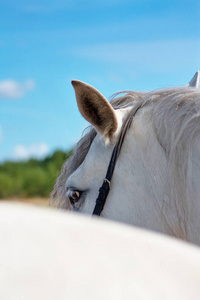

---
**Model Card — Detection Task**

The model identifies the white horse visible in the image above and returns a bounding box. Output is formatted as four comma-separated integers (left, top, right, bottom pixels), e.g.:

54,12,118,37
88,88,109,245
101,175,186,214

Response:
51,71,200,245
1,202,200,300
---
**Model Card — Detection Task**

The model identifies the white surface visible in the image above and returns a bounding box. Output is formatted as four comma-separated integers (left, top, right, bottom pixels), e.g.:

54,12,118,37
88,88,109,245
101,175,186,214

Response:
0,202,200,300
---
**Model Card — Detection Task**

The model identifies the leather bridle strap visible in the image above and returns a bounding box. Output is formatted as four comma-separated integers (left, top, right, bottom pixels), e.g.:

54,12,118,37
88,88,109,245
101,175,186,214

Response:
92,103,142,216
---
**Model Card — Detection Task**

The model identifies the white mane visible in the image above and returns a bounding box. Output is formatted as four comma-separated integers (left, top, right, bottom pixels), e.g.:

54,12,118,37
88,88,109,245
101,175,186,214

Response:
144,88,200,240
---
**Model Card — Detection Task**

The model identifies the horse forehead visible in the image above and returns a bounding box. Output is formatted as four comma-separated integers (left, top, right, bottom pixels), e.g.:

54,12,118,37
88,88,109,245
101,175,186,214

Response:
67,108,130,184
85,135,113,167
86,106,144,160
66,136,111,187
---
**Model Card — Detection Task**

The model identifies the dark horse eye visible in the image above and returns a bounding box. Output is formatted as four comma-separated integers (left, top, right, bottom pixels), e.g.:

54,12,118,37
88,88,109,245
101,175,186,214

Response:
67,189,82,205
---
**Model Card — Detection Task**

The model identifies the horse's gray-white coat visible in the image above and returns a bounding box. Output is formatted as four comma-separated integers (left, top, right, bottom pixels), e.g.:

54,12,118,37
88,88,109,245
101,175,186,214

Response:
52,72,200,245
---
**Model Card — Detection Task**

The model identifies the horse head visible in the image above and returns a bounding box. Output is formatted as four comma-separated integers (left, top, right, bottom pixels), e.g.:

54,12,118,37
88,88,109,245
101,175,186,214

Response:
51,71,200,245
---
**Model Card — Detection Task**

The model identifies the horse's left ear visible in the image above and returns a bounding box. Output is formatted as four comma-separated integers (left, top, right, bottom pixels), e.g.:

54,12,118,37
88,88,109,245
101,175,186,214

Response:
186,71,199,88
71,80,118,141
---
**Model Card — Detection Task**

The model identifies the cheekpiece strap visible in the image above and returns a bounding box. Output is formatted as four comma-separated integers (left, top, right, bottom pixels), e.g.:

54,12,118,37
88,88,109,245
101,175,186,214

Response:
92,179,110,216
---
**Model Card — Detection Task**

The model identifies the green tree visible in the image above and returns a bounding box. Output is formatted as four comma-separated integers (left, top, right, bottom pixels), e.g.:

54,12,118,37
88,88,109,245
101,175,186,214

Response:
0,149,71,199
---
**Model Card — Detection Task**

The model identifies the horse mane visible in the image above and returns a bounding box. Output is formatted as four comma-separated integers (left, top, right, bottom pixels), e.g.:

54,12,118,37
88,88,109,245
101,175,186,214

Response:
50,126,97,209
50,87,200,223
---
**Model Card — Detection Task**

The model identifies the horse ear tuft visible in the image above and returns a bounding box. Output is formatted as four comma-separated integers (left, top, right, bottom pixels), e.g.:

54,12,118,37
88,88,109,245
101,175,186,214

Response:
71,80,118,140
186,71,199,88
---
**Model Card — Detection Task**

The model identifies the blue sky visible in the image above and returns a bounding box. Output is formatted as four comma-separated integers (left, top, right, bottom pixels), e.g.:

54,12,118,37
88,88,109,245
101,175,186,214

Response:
0,0,199,161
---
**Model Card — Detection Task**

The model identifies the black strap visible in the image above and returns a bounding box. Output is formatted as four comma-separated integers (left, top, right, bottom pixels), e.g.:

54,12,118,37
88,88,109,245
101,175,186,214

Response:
92,179,111,216
92,103,142,216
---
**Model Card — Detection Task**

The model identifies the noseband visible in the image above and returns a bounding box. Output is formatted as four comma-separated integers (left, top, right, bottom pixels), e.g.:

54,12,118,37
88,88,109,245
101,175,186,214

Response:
92,103,142,216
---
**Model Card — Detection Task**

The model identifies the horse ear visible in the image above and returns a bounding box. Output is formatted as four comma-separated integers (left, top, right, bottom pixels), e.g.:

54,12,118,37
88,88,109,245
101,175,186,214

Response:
71,80,118,140
185,71,199,88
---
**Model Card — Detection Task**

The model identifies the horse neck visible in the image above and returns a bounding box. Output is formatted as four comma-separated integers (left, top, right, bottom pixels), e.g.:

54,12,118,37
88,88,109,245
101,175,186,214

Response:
103,108,200,244
183,137,200,244
103,109,173,233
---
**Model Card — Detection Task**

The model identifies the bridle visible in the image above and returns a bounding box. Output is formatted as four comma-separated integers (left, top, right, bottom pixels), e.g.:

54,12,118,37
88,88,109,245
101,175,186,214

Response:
92,103,142,216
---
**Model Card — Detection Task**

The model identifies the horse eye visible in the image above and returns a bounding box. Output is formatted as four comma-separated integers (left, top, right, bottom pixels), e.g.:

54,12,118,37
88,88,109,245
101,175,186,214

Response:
67,189,82,205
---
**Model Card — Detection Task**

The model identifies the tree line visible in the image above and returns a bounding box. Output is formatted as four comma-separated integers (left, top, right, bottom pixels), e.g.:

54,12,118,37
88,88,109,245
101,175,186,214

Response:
0,150,72,199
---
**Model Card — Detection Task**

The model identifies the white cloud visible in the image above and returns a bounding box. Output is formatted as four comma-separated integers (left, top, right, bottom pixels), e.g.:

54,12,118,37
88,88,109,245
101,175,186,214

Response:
0,79,35,100
13,143,49,161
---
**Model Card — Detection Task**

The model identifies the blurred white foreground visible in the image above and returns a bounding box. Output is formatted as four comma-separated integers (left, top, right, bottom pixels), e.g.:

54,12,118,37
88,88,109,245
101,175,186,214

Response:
0,202,200,300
